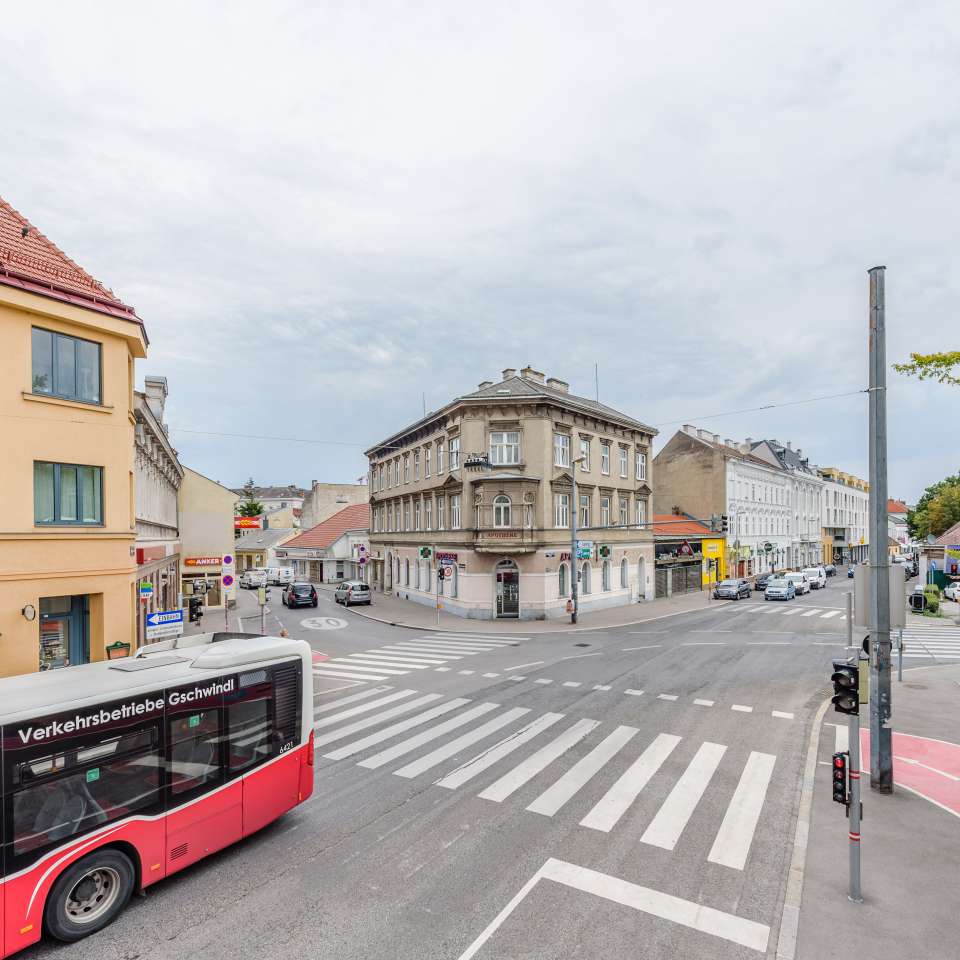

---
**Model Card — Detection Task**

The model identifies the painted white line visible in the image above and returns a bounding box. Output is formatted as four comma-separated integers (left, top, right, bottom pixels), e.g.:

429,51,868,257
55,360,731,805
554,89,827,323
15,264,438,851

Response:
314,662,409,676
458,670,475,675
478,718,600,803
509,675,526,681
593,684,611,691
313,686,392,716
745,606,768,613
535,678,553,685
527,725,638,817
731,704,754,713
820,610,842,619
623,645,662,651
454,858,770,960
359,702,501,769
581,733,682,832
338,657,427,671
311,678,365,694
506,661,544,671
657,694,678,702
313,668,390,681
562,681,582,688
356,652,449,665
801,609,822,617
434,667,452,672
772,711,795,720
812,642,843,646
682,641,727,645
314,693,445,747
393,707,531,779
321,697,468,757
427,634,524,644
378,647,463,661
625,688,644,697
313,690,416,728
435,712,565,789
708,751,777,870
746,642,790,646
402,638,500,650
563,652,602,660
641,741,727,850
482,673,501,678
694,698,715,707
392,642,490,654
781,609,802,616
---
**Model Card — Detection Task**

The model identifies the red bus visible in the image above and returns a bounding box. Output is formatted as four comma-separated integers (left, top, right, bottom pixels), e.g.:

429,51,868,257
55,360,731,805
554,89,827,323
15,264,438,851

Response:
0,632,315,957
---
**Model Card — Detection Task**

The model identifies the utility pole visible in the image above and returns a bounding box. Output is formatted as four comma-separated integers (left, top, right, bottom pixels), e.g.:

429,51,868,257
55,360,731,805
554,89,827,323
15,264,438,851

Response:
570,455,586,624
868,265,893,793
846,591,863,901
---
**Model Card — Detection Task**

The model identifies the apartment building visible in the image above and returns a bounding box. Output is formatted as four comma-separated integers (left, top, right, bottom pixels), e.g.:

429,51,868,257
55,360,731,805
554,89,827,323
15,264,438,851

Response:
366,366,656,620
819,467,869,564
0,196,148,676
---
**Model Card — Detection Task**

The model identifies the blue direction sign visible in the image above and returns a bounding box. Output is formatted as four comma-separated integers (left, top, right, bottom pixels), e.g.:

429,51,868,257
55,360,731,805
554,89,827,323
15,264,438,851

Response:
146,610,183,628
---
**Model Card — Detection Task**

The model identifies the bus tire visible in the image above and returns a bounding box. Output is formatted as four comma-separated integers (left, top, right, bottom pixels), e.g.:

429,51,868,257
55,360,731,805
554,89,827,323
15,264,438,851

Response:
45,849,135,942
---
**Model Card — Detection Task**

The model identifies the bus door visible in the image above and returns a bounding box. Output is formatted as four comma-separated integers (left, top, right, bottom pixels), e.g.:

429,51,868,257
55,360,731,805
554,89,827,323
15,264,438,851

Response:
164,681,241,874
225,663,302,836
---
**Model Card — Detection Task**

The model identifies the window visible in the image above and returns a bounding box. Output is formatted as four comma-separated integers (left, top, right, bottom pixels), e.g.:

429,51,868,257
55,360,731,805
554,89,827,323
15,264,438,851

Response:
414,499,421,530
31,327,102,404
437,441,445,473
490,431,521,465
425,498,432,531
450,494,461,529
619,496,628,527
415,561,421,590
380,465,385,490
404,559,410,585
436,495,445,530
372,469,378,493
449,437,460,470
636,498,647,526
579,494,590,528
34,461,103,525
425,447,431,477
601,497,611,527
636,451,647,481
601,442,610,475
414,450,420,480
493,495,512,527
404,501,410,531
602,560,611,591
169,707,221,795
404,455,410,483
619,446,628,478
554,493,570,528
554,433,570,467
394,459,400,486
559,563,568,597
579,438,590,470
581,561,592,595
620,557,629,588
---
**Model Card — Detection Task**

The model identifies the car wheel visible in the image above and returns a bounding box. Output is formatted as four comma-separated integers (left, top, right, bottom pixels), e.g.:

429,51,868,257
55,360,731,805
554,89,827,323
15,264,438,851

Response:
45,848,135,943
312,601,318,608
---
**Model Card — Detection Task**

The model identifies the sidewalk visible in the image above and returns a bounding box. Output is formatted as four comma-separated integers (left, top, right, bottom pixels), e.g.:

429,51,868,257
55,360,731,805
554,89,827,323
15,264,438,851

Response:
320,583,728,633
792,664,960,960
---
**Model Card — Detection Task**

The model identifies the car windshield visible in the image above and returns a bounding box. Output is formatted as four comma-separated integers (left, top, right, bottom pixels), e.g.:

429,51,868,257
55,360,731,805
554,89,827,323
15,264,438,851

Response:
768,579,788,587
719,580,738,588
785,574,803,581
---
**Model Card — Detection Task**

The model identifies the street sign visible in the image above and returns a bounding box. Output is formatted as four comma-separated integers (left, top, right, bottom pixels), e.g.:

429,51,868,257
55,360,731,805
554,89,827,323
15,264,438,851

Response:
257,586,267,605
145,609,184,641
440,557,456,567
576,539,593,560
222,574,235,587
139,582,154,602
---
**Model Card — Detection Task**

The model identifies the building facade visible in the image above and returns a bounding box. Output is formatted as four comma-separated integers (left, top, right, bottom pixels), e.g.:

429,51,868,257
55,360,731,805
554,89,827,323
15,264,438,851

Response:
278,504,370,583
235,527,299,571
652,515,726,597
366,367,656,620
819,468,869,564
299,481,368,530
232,484,308,516
0,196,148,676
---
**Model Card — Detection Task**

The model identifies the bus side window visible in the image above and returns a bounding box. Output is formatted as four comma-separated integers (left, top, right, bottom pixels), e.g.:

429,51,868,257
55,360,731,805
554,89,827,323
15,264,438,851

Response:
228,671,272,773
168,709,222,795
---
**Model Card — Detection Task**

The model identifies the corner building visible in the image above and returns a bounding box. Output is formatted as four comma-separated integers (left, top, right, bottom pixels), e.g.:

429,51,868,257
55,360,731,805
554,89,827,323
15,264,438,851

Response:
366,366,657,620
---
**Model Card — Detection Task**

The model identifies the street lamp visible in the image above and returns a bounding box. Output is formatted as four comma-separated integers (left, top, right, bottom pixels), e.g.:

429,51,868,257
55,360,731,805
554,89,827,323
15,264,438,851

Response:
570,455,586,623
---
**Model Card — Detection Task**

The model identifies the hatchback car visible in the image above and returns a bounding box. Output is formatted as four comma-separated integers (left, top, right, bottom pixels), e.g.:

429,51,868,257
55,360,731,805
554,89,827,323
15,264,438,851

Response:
334,580,372,606
825,564,837,577
765,578,796,601
754,572,773,591
714,578,751,600
282,582,318,608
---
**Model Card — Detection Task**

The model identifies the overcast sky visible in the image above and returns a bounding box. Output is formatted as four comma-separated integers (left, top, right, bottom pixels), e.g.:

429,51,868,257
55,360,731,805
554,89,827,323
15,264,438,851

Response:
2,1,957,501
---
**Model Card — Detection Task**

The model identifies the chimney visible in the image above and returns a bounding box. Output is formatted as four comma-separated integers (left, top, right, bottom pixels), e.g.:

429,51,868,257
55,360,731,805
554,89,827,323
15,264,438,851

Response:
520,365,545,383
682,424,696,436
697,429,713,441
546,377,569,393
712,434,720,444
786,441,792,450
312,480,318,488
745,437,753,447
796,449,802,459
502,368,516,380
478,380,493,390
143,376,168,423
724,438,734,448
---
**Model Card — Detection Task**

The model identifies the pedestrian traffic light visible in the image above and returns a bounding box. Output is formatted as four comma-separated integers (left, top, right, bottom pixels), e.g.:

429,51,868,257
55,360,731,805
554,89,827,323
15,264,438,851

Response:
831,658,859,715
720,514,729,532
832,751,848,805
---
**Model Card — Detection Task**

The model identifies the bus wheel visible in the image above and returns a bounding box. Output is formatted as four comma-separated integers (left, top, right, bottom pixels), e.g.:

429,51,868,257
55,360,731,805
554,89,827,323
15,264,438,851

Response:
46,849,135,942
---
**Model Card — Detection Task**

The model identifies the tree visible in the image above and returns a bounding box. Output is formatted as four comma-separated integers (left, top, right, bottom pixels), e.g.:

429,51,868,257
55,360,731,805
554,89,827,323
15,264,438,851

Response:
237,477,264,518
893,351,960,386
908,473,960,540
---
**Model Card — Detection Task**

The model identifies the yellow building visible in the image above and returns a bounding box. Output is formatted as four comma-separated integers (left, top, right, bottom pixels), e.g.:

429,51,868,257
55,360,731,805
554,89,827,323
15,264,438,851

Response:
0,197,147,677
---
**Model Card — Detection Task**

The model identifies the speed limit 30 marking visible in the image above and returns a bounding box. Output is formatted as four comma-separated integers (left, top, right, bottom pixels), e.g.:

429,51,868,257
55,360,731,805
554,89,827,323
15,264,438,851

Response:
301,616,349,631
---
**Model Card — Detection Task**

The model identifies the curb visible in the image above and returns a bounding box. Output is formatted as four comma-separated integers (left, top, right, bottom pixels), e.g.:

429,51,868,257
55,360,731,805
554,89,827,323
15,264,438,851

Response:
775,696,830,960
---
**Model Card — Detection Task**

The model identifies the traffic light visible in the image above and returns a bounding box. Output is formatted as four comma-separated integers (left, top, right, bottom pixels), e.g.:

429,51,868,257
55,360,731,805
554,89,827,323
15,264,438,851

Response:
831,657,859,715
720,514,729,532
832,751,848,806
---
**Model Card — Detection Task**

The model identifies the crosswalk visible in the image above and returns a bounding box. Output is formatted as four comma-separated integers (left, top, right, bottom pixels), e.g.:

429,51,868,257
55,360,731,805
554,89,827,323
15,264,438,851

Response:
719,602,847,621
312,633,524,683
312,686,778,870
899,625,960,660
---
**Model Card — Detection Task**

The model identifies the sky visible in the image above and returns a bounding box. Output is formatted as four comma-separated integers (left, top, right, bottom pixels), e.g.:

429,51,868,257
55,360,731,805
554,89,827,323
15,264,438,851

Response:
1,0,957,501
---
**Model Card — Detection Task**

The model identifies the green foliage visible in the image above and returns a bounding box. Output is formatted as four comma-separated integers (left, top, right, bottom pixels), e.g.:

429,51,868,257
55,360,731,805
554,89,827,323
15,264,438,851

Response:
893,351,960,386
908,473,960,539
237,476,264,518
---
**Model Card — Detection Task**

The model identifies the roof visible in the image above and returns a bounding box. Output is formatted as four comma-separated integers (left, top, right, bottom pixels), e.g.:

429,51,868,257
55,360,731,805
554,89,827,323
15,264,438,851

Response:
0,195,140,323
661,429,779,470
234,528,297,551
887,499,909,514
652,514,715,537
934,520,960,546
754,439,816,475
232,485,308,500
282,503,370,550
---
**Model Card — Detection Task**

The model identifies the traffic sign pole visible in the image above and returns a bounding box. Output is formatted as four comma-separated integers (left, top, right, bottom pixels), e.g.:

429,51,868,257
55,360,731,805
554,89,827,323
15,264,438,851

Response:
846,591,863,902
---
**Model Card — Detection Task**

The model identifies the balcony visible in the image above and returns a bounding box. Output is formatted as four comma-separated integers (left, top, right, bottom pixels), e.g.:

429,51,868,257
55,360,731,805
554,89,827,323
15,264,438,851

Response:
473,527,538,553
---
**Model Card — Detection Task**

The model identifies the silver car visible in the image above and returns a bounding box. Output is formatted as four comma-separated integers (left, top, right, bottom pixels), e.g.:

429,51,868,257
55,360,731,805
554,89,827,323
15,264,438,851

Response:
334,580,372,606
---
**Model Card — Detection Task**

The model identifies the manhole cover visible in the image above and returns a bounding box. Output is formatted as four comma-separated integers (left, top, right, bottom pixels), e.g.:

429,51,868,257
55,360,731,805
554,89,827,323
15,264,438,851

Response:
574,643,592,648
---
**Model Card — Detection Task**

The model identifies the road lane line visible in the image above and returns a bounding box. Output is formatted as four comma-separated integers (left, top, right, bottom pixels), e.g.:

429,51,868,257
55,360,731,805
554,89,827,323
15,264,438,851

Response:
694,698,715,707
313,689,417,728
625,689,644,697
313,686,392,716
772,711,795,719
731,704,753,713
482,673,501,678
708,751,777,870
506,661,544,671
657,694,678,701
623,645,662,651
593,684,611,691
435,713,565,789
314,694,445,747
478,719,600,803
562,681,582,688
563,652,602,659
459,670,475,675
581,733,682,832
535,678,553,685
641,742,727,850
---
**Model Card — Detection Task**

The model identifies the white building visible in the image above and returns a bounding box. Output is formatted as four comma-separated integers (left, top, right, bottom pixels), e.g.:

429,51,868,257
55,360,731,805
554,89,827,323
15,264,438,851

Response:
278,504,370,584
820,468,869,564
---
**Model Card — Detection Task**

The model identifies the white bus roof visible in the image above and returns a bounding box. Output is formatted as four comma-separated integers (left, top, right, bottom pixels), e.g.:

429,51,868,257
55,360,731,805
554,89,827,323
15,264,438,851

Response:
0,633,309,727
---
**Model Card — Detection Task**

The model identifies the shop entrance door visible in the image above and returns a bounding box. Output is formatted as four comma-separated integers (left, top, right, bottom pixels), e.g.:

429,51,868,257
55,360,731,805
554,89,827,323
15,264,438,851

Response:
39,595,89,670
495,560,519,618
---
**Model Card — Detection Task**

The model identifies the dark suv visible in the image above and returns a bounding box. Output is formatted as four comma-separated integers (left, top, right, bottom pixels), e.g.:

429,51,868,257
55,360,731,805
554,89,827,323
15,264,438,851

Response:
282,582,318,608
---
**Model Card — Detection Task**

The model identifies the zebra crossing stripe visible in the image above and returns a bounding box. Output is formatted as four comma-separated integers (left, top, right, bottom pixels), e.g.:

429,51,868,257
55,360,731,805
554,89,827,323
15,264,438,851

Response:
313,668,393,681
640,742,727,850
821,610,842,619
323,698,472,760
436,713,566,790
321,662,410,676
339,657,429,670
580,733,681,833
394,707,532,779
478,719,600,803
313,689,417,729
313,686,392,715
366,648,460,662
396,640,498,653
380,646,465,660
353,652,449,665
527,725,638,817
707,751,776,870
427,634,523,644
315,694,444,748
781,609,801,616
359,702,501,770
801,609,822,617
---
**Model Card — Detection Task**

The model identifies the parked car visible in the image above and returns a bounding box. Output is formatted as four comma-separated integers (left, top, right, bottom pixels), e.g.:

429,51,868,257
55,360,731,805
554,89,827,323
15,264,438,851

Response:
282,581,318,608
754,572,774,591
714,578,751,600
784,572,811,595
944,582,960,601
267,567,295,586
239,569,268,589
801,566,827,590
765,578,796,601
334,580,372,606
824,564,837,577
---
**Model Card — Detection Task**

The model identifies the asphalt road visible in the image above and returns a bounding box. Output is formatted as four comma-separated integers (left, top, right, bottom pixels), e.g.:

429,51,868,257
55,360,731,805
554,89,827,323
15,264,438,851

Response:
26,577,865,960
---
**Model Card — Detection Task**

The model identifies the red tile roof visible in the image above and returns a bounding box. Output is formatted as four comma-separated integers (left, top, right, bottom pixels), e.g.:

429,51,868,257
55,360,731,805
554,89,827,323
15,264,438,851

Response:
283,504,370,549
652,514,715,537
0,195,139,322
887,499,908,514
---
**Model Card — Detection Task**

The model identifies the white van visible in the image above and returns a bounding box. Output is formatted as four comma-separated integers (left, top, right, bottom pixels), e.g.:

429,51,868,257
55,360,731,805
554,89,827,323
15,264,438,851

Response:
802,566,827,590
267,566,295,586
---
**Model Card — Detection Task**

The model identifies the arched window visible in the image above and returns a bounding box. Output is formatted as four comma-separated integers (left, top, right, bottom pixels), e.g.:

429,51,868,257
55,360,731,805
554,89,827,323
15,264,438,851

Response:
559,562,568,598
620,557,629,588
602,560,611,591
423,563,432,593
415,561,421,590
449,564,459,598
493,495,512,528
581,561,592,595
404,558,410,585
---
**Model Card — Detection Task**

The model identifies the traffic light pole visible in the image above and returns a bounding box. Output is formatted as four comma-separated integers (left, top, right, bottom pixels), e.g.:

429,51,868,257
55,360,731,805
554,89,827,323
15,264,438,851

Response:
846,591,863,902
